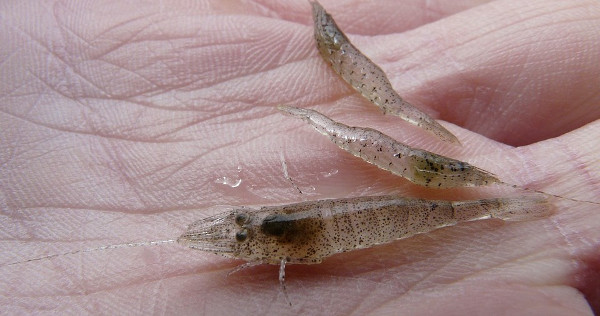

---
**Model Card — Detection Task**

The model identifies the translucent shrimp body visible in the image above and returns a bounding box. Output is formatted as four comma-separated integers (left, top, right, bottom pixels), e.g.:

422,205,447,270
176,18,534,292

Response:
311,1,460,144
177,195,552,265
279,105,499,188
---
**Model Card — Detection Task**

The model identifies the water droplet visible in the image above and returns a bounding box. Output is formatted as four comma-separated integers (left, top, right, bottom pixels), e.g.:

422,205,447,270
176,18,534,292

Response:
322,169,339,178
215,176,242,188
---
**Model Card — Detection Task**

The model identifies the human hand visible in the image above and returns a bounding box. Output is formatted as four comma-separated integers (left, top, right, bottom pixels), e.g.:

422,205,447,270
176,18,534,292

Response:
1,0,598,314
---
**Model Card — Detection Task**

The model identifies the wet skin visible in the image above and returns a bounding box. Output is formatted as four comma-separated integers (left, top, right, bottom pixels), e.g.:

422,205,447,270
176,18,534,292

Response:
1,0,599,315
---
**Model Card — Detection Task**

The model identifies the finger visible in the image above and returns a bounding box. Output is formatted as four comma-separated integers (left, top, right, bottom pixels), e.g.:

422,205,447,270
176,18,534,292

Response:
373,0,600,145
285,0,492,34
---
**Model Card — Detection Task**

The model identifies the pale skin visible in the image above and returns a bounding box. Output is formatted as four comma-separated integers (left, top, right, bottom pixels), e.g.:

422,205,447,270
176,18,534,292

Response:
1,0,599,315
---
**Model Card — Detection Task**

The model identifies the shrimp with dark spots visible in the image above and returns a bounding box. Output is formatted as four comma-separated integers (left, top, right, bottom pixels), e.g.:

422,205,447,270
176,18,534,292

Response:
177,195,553,301
311,1,460,144
278,105,498,188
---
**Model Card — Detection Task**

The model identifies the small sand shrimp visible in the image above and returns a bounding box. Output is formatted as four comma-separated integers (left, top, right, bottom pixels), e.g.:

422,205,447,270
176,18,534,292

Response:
311,1,460,145
278,106,600,205
279,105,499,188
178,194,552,302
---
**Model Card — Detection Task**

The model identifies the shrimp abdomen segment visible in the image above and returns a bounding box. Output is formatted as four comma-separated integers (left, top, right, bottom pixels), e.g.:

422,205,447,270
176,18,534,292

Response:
278,105,499,188
452,197,553,222
311,1,459,144
407,150,499,187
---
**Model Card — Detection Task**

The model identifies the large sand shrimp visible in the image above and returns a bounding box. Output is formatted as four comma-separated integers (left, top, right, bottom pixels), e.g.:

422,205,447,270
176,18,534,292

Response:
311,1,460,145
4,194,553,306
177,195,552,303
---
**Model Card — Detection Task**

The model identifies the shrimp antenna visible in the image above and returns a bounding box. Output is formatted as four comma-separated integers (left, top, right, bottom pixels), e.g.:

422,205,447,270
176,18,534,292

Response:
4,239,176,267
281,151,303,195
503,182,599,205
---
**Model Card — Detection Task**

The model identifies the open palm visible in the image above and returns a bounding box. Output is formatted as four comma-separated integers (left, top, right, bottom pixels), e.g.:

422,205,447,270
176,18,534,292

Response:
1,0,599,314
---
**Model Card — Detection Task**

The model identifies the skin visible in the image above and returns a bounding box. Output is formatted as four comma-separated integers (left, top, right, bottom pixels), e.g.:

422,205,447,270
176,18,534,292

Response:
1,0,599,315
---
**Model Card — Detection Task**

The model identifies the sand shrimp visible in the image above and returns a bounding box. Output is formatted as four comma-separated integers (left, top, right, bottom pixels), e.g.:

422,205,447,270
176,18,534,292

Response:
278,106,600,205
279,105,499,188
4,194,553,306
178,195,552,302
311,1,460,145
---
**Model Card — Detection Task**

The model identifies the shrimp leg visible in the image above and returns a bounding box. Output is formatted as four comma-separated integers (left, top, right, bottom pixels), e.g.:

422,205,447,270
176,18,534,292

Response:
278,105,498,188
311,1,460,145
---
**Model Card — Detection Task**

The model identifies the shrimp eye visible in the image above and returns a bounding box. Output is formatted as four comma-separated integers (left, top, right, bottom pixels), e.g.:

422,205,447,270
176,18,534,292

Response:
235,230,248,242
235,213,249,226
